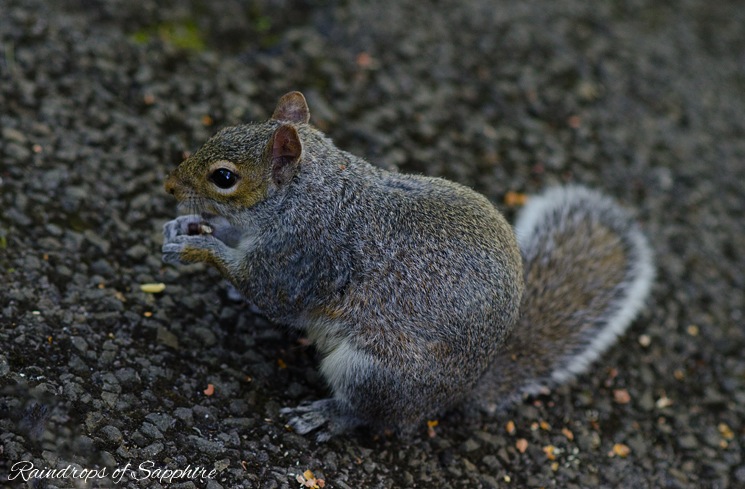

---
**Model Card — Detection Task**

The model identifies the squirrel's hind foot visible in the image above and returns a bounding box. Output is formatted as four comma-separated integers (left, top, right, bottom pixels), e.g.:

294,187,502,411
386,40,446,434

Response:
280,399,362,442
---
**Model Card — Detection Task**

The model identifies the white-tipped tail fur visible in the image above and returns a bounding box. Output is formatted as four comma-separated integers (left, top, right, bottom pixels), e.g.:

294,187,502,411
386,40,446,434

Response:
515,185,655,386
472,185,656,407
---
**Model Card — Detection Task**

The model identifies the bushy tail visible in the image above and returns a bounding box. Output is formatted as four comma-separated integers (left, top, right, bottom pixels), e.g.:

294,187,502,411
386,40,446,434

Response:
475,186,654,411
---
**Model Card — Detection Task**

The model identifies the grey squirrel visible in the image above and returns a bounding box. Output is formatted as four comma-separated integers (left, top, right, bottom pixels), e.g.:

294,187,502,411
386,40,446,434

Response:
162,91,654,440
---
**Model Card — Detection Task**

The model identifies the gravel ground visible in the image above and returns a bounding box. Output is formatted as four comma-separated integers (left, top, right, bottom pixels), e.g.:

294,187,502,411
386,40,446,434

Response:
2,0,744,488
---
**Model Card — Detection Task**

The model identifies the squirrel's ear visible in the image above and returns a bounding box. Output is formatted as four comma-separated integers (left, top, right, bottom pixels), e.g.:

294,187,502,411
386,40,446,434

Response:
270,124,302,186
271,91,310,124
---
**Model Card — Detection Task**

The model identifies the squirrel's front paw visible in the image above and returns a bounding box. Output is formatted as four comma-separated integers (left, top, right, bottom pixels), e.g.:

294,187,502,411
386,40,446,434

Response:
163,215,204,241
162,235,211,265
162,216,231,266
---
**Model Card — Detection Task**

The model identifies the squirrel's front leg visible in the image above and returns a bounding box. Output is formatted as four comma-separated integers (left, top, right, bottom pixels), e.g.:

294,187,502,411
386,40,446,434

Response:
162,215,240,274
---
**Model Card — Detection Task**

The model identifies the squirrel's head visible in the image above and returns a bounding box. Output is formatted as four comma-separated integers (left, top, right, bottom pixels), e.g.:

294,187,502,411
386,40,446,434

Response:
164,91,310,216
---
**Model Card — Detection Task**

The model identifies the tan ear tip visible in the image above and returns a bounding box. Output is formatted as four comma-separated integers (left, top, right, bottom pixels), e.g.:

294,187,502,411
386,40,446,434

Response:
282,90,306,100
272,91,311,124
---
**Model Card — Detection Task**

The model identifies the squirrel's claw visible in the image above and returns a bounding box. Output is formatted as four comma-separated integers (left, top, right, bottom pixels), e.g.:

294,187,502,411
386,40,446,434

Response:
281,399,344,442
282,406,328,433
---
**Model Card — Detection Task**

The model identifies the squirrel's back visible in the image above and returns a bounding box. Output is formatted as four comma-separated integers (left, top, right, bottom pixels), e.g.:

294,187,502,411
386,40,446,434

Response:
473,186,655,411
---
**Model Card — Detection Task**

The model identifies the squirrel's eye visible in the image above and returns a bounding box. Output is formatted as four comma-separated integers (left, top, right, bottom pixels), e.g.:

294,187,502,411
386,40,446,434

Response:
209,168,238,189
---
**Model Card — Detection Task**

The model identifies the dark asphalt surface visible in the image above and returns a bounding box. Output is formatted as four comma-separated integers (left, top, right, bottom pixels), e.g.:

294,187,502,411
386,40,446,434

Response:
2,0,745,488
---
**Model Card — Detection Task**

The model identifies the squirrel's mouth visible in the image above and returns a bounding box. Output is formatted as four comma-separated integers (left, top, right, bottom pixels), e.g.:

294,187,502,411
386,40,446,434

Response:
176,196,220,218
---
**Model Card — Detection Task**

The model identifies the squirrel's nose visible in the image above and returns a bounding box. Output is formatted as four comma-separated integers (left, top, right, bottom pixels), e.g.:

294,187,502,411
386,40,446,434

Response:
164,173,178,196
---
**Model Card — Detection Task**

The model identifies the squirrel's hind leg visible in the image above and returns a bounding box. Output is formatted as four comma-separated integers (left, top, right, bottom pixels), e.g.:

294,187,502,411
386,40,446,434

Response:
280,335,439,440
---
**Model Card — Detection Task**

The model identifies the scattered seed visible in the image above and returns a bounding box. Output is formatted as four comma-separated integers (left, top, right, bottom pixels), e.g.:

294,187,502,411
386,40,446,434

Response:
506,420,516,435
140,283,166,294
656,394,673,409
718,423,734,440
613,389,631,404
504,190,528,207
543,445,556,460
610,443,631,458
516,438,528,453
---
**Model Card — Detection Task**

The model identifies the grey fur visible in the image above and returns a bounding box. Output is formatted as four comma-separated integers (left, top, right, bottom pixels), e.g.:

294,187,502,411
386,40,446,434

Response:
162,93,654,440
